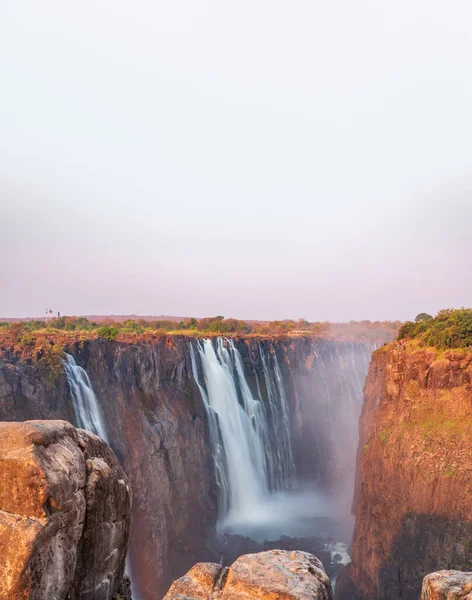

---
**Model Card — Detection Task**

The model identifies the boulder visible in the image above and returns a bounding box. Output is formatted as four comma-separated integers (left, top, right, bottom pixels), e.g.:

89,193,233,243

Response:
0,420,131,600
164,549,333,600
421,571,472,600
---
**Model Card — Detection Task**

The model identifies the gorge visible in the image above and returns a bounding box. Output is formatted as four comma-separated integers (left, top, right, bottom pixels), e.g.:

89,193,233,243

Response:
0,331,379,599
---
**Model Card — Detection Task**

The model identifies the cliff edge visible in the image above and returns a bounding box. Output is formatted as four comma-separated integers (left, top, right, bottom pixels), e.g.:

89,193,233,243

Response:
0,420,132,600
336,338,472,600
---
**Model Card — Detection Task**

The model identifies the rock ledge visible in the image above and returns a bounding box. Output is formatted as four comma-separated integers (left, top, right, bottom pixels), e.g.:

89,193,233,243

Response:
0,420,132,600
164,549,333,600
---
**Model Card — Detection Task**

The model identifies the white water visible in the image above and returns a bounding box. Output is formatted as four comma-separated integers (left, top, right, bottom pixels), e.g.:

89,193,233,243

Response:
259,344,295,490
63,355,141,598
63,353,108,443
221,487,346,541
191,337,376,546
191,338,298,526
193,338,268,523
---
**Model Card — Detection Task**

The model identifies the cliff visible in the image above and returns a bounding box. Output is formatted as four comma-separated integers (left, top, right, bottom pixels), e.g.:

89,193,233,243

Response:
163,550,333,600
336,342,472,600
0,335,377,598
0,420,131,600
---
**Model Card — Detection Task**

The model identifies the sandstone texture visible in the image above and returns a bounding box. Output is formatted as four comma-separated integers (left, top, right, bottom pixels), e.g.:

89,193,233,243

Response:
421,571,472,600
164,550,333,600
336,343,472,600
0,420,131,600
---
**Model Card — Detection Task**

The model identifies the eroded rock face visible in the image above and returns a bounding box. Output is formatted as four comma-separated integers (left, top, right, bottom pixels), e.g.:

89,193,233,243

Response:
421,571,472,600
0,420,131,600
336,344,472,600
164,550,333,600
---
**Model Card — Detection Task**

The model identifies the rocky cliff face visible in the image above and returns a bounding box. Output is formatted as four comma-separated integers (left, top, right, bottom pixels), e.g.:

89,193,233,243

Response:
0,337,218,599
70,337,217,600
164,550,333,600
0,335,376,599
336,343,472,600
0,420,131,600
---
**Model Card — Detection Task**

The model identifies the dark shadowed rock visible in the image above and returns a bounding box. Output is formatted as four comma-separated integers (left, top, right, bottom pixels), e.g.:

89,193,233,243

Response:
164,549,333,600
0,420,131,600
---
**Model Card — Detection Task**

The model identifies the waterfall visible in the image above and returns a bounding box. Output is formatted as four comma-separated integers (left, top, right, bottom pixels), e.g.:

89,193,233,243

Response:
190,344,231,517
259,344,295,490
63,354,140,600
63,353,108,443
191,338,296,525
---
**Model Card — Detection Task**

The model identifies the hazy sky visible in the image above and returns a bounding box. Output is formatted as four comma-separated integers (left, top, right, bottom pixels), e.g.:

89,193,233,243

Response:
1,0,471,321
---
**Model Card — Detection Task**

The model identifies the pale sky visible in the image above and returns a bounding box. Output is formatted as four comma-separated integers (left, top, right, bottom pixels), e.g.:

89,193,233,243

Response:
1,0,471,321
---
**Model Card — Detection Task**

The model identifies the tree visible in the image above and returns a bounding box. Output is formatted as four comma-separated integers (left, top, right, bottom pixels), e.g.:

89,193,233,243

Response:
96,326,119,341
415,313,433,322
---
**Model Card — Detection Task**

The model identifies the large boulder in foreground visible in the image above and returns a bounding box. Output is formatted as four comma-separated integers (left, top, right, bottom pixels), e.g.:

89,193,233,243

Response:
421,571,472,600
163,549,333,600
0,420,131,600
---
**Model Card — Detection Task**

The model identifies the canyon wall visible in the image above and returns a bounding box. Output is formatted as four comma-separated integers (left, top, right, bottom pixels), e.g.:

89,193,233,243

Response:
0,335,376,598
0,337,215,599
336,342,472,600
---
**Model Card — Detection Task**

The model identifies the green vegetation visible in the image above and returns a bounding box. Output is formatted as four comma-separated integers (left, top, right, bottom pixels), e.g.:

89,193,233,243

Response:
397,309,472,350
415,312,433,322
0,315,400,341
96,326,119,341
420,412,472,440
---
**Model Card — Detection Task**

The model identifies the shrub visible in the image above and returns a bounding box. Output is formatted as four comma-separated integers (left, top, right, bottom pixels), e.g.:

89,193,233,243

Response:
397,309,472,349
96,326,119,341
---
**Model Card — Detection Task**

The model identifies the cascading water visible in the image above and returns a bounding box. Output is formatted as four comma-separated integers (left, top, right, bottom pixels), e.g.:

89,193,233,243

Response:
258,344,295,490
63,354,142,598
190,343,231,517
192,339,267,523
191,338,296,527
191,336,377,545
63,353,108,443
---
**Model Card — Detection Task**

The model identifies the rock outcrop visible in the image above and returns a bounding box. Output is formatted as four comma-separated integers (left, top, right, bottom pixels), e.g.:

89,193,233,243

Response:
421,571,472,600
336,343,472,600
0,420,131,600
164,550,333,600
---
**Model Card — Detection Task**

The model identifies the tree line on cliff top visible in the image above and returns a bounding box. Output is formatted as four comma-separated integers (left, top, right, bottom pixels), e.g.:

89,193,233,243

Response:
397,308,472,349
0,315,400,344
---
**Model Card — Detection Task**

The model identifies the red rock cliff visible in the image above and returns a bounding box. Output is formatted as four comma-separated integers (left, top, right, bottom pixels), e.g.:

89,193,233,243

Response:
336,342,472,600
